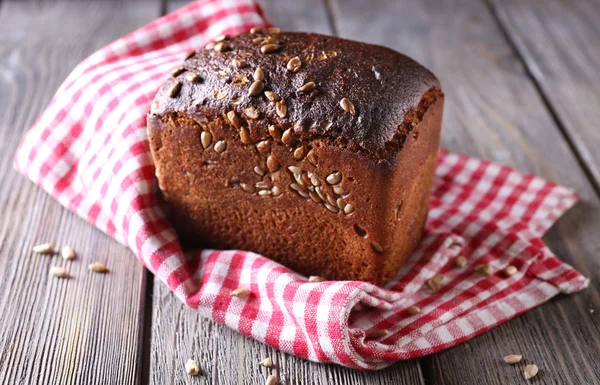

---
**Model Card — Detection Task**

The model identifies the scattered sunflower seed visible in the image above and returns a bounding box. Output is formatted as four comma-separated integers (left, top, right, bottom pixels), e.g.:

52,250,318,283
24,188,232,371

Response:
288,166,302,175
474,263,493,276
185,72,200,83
299,173,311,186
309,174,320,186
261,44,280,54
268,125,282,141
240,127,252,145
408,305,421,315
185,359,201,376
214,89,228,100
232,73,249,86
254,67,265,82
426,277,441,292
253,36,266,45
281,128,294,146
167,82,182,98
205,42,215,50
268,27,281,34
297,81,315,93
262,36,279,45
227,110,241,129
250,27,267,34
293,146,306,160
267,155,280,172
333,186,347,195
170,67,185,77
231,288,251,298
299,190,311,199
50,266,69,278
255,181,270,189
260,357,273,367
524,364,539,380
214,140,227,153
504,265,518,276
258,190,272,196
454,255,467,268
215,34,229,42
184,50,196,60
254,166,266,176
232,58,246,68
326,171,342,185
315,186,327,201
200,131,212,149
275,100,287,118
230,94,244,105
245,107,261,119
309,191,322,203
264,91,280,103
324,203,339,213
61,246,76,260
336,197,346,210
395,204,402,221
343,204,355,215
271,186,282,196
366,329,389,339
306,150,317,166
265,374,278,385
33,243,55,254
214,41,228,52
340,97,356,115
241,183,256,193
256,140,270,153
371,241,384,254
248,80,265,97
290,183,306,193
287,56,302,72
504,354,522,364
308,276,326,283
89,262,109,273
326,194,337,206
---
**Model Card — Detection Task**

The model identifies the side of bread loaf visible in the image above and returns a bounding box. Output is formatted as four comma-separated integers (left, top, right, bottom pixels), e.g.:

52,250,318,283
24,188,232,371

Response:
147,30,443,286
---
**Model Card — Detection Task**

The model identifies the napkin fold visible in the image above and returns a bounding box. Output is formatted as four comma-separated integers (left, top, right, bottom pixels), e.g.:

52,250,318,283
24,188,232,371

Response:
14,0,588,370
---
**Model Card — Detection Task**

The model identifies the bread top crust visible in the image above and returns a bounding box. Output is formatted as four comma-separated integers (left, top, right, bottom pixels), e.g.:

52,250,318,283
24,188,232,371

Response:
150,31,441,157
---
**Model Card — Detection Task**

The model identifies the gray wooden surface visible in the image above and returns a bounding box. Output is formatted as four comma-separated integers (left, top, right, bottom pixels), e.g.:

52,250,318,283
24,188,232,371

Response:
0,0,598,384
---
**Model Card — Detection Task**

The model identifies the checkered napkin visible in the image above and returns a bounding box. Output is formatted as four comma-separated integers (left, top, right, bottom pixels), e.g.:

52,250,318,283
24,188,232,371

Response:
14,0,588,370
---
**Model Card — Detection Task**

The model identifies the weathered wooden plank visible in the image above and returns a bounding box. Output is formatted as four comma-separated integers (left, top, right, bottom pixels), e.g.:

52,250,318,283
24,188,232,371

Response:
0,1,159,384
148,1,425,384
330,0,600,384
489,0,600,192
150,281,426,385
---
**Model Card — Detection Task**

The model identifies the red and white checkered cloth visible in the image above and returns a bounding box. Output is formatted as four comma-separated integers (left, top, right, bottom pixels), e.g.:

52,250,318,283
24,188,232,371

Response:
14,0,588,370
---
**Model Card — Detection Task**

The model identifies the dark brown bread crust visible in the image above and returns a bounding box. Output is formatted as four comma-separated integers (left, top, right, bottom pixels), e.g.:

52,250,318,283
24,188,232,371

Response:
150,31,440,159
148,30,443,286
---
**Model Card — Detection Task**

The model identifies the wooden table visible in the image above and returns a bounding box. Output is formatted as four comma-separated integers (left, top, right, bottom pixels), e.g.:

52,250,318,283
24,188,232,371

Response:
1,0,599,383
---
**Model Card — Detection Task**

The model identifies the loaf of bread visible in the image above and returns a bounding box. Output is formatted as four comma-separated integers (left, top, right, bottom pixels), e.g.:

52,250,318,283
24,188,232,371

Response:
147,30,443,286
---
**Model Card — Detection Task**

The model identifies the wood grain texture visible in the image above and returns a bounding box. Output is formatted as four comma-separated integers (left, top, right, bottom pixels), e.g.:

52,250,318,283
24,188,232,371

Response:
488,0,600,192
149,282,426,385
0,1,159,384
330,0,600,384
147,1,425,384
